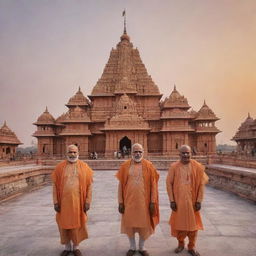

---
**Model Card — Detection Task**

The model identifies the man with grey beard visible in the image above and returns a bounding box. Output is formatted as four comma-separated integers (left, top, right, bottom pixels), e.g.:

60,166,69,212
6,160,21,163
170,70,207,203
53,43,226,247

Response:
52,144,93,256
116,143,160,256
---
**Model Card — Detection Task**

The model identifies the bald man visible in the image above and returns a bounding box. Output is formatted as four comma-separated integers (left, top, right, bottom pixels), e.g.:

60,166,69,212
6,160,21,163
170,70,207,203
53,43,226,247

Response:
116,143,160,256
52,145,93,256
166,145,208,256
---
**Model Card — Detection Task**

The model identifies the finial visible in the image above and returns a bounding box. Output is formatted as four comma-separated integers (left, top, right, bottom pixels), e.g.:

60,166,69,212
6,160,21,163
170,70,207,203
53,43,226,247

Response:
3,120,7,126
45,106,48,112
78,86,81,92
248,112,251,118
203,99,206,106
174,84,176,91
122,9,127,34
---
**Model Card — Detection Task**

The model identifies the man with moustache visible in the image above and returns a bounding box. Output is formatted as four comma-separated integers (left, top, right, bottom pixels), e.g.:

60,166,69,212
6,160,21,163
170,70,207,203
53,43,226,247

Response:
166,145,208,256
52,144,93,256
116,143,160,256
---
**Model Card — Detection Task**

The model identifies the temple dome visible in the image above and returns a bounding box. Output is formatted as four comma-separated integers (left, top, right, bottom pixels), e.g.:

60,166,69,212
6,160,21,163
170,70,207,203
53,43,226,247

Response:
0,121,11,132
162,85,190,109
195,101,218,121
66,87,90,107
0,121,22,144
120,32,130,42
36,107,55,124
240,113,254,129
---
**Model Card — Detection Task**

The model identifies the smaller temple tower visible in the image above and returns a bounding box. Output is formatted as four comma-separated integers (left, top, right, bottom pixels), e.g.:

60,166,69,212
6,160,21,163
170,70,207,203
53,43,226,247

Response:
0,121,22,160
58,88,92,157
160,86,194,155
232,113,256,155
193,101,220,154
33,107,56,157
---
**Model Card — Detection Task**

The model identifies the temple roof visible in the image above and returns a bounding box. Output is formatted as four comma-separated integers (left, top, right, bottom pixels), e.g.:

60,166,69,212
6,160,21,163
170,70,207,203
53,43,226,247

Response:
195,101,219,121
103,94,150,131
238,113,254,130
34,107,55,125
161,85,190,109
232,113,255,140
0,121,22,145
66,87,90,107
60,106,91,123
90,31,161,97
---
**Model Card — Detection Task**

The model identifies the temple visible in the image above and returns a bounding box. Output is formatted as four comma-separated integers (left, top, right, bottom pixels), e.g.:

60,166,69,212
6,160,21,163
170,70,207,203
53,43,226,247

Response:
0,121,22,160
232,113,256,155
33,29,220,158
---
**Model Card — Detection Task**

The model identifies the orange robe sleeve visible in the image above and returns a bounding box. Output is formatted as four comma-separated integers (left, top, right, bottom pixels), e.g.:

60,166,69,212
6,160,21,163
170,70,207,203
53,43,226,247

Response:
118,181,123,203
166,165,175,202
85,183,92,204
52,183,58,204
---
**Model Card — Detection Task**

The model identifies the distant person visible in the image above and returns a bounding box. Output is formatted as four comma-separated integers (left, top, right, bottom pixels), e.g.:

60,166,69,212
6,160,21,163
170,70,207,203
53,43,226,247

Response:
116,143,159,256
52,144,93,256
117,151,122,159
166,145,208,256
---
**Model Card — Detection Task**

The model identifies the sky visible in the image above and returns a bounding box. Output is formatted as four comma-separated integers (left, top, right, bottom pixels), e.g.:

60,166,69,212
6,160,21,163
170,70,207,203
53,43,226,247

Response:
0,0,255,147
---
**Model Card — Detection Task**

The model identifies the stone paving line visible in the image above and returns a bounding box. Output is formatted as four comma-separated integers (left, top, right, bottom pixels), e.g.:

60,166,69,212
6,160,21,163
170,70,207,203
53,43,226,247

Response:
0,170,256,256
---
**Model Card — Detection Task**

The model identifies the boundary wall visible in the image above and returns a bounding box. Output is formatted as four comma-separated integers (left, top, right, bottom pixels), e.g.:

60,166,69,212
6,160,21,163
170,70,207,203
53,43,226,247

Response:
1,157,256,203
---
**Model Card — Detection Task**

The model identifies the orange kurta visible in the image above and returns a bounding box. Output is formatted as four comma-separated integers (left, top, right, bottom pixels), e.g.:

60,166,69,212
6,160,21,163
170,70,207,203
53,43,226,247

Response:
52,159,93,243
116,159,159,239
166,159,208,237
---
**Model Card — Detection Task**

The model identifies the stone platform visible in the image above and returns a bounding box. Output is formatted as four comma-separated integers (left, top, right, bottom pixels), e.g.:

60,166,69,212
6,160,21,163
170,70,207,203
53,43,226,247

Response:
0,170,256,256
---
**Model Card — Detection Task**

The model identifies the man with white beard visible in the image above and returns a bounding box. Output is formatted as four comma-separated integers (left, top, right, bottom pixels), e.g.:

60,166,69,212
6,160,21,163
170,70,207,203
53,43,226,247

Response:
116,143,160,256
52,144,93,256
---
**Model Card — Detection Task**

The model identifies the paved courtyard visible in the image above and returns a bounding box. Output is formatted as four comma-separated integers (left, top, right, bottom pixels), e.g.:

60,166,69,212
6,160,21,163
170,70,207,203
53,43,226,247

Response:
0,170,256,256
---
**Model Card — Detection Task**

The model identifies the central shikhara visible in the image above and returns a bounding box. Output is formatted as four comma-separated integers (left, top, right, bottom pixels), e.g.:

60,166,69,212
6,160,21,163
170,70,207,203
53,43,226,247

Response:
33,29,220,158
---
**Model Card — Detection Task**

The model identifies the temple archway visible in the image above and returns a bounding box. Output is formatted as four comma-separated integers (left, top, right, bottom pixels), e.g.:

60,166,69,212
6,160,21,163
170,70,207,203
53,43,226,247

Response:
119,136,131,155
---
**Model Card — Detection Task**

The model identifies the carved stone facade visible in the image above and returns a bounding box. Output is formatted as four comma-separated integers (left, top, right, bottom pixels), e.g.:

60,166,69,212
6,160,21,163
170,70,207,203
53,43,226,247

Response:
0,121,22,160
33,30,220,158
232,113,256,156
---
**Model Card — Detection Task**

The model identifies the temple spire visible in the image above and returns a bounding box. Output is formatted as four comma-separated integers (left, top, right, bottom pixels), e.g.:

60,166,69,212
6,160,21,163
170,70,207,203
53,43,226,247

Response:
122,9,127,34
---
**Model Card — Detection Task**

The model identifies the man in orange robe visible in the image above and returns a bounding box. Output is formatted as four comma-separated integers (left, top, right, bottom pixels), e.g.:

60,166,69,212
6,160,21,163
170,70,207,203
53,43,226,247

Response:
52,144,93,256
166,145,208,256
116,143,159,256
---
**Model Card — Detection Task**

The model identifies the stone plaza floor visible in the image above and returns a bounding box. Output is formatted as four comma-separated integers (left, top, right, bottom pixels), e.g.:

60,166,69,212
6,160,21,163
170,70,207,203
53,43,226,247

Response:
0,170,256,256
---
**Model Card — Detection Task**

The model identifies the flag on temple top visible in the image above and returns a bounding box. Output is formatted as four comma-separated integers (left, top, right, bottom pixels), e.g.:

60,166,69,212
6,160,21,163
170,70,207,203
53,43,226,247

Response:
122,10,125,16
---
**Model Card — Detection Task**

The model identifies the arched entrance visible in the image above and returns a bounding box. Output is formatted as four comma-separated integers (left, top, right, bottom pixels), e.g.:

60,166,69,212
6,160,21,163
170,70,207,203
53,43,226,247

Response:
119,136,131,156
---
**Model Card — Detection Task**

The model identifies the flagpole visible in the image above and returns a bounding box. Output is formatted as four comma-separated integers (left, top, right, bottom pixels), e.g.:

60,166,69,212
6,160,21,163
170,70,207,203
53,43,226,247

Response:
122,9,126,34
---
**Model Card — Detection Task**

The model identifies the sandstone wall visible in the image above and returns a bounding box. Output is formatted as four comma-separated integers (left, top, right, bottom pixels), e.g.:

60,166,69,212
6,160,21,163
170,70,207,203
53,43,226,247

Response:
1,159,255,203
210,154,256,169
0,167,52,201
206,165,256,202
